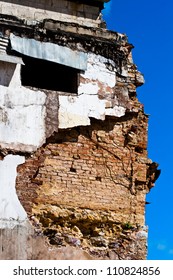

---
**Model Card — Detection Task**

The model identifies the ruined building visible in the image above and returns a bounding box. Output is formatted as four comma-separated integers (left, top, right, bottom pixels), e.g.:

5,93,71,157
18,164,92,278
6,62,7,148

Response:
0,0,159,260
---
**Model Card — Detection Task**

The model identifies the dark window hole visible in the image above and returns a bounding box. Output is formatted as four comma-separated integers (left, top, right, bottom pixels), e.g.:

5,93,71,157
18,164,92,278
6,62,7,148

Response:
21,55,79,93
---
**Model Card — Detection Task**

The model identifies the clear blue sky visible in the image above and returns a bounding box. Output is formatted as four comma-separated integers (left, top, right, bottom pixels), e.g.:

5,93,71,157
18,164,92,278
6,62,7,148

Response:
103,0,173,260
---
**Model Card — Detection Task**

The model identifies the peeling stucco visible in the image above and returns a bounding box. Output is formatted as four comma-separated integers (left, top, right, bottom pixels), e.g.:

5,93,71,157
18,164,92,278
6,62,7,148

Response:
0,0,159,260
0,155,27,228
59,53,127,128
59,94,106,128
0,63,47,152
79,53,116,87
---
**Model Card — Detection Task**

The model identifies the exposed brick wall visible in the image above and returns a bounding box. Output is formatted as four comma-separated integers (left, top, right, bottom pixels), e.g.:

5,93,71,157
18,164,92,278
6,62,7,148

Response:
16,114,148,221
0,0,159,260
15,111,155,259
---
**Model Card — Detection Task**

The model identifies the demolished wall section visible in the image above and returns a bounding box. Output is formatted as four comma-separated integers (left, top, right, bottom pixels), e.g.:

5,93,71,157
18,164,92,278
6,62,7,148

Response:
15,113,155,259
0,0,159,260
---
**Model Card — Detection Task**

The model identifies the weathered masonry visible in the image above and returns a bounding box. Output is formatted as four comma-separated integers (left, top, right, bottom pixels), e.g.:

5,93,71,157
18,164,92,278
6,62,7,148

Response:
0,0,160,259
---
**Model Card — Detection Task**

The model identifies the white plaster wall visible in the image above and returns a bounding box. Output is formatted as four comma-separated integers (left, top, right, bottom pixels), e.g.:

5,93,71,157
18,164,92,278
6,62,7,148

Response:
0,53,129,147
0,155,27,228
79,53,116,89
105,106,126,117
59,53,127,128
0,64,46,152
59,94,106,128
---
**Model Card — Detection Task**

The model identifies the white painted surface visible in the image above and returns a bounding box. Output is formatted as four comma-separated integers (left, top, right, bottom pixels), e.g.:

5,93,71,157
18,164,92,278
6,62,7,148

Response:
78,83,99,96
0,64,46,152
59,94,106,128
79,53,116,89
59,53,128,128
0,155,27,228
105,106,126,118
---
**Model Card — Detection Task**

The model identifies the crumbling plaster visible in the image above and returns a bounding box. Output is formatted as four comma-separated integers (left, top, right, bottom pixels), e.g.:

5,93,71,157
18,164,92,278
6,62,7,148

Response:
0,63,46,152
0,154,27,228
0,0,159,260
59,52,124,128
0,36,128,142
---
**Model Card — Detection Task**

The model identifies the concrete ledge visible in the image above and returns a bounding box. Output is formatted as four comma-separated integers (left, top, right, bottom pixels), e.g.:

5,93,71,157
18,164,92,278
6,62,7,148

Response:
0,53,24,64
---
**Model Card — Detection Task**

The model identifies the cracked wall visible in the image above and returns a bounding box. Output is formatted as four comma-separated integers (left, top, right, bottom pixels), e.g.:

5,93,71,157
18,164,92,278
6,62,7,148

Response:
0,0,159,260
15,115,154,259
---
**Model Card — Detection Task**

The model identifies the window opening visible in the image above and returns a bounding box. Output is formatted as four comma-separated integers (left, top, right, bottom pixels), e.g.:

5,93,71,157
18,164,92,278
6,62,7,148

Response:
21,55,79,93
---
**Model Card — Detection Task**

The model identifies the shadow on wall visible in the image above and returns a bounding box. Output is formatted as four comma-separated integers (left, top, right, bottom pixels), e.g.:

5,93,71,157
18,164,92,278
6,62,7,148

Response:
0,61,16,86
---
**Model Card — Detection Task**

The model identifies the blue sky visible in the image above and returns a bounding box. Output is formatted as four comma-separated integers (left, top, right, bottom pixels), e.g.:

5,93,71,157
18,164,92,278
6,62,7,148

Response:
103,0,173,260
